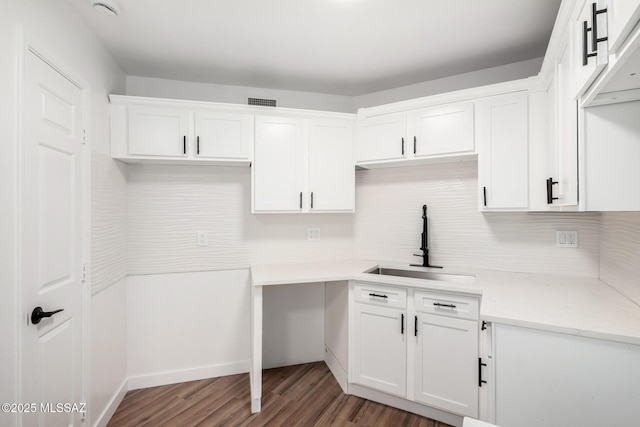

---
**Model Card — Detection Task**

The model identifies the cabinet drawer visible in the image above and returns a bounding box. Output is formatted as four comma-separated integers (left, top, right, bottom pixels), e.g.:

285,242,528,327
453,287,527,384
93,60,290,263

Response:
413,290,479,320
353,282,406,309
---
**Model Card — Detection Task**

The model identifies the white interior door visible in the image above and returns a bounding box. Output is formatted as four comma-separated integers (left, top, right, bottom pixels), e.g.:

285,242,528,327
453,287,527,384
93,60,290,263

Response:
22,49,85,426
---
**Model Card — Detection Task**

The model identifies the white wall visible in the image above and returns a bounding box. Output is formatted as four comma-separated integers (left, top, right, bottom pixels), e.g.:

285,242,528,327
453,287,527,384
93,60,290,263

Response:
90,278,127,427
0,2,126,427
125,58,543,114
354,161,600,277
353,58,543,109
599,212,640,306
126,270,251,389
126,75,355,113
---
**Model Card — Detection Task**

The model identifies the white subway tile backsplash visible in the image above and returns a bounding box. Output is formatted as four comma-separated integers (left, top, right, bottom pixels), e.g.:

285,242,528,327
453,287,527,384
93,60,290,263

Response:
126,164,354,274
91,151,128,294
600,212,640,306
354,161,600,277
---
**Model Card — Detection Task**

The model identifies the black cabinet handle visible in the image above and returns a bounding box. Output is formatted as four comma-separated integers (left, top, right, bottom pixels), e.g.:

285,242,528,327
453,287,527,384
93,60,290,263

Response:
413,136,417,154
368,293,388,299
433,302,457,309
483,186,487,207
479,358,487,387
183,136,186,154
401,313,404,335
582,20,596,66
414,315,418,337
591,2,608,50
197,136,200,155
299,192,302,209
546,177,559,205
401,137,405,156
31,307,64,325
310,192,314,209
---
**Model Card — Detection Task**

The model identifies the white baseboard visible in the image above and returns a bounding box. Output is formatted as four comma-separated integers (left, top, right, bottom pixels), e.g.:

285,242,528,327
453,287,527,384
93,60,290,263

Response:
348,383,463,427
93,378,128,427
324,346,347,394
127,360,250,390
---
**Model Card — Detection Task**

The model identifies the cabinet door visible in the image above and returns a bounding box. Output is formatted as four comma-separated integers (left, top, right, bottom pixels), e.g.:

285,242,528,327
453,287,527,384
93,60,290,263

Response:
411,102,474,157
414,314,478,418
607,0,640,54
477,92,529,210
194,112,251,159
308,119,354,212
352,303,406,397
253,116,304,212
128,106,189,156
573,0,609,98
356,114,407,163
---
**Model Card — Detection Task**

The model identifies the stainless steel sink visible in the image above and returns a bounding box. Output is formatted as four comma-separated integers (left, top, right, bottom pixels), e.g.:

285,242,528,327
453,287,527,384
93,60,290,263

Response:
366,267,475,285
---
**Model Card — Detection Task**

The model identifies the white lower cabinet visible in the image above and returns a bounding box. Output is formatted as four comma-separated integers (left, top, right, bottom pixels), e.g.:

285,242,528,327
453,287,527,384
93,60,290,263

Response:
352,303,407,397
414,314,479,417
493,323,640,427
350,282,480,419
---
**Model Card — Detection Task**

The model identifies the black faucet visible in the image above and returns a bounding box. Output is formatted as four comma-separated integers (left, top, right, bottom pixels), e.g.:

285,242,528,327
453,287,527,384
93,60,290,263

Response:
410,204,443,269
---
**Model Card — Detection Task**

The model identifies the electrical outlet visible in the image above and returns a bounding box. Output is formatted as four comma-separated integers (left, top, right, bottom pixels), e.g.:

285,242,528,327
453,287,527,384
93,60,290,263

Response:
307,227,321,242
197,230,208,246
556,230,578,248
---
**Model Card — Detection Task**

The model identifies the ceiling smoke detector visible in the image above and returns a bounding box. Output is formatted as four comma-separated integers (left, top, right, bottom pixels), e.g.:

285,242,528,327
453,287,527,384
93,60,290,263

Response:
92,0,120,17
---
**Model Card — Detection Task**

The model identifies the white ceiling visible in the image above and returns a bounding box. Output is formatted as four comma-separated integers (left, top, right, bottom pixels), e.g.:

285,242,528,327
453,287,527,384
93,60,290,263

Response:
69,0,562,96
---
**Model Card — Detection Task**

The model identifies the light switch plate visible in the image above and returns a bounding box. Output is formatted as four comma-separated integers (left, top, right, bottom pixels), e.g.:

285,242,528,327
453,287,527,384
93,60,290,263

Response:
307,227,321,242
197,230,208,246
556,230,578,248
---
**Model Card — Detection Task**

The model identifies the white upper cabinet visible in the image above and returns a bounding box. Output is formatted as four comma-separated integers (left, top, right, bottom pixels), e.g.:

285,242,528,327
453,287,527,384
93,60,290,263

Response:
252,115,355,213
356,101,475,167
607,0,640,53
308,119,354,212
356,113,407,163
477,92,529,211
573,0,609,99
194,112,251,159
253,116,304,213
128,106,189,157
411,102,474,157
110,95,252,165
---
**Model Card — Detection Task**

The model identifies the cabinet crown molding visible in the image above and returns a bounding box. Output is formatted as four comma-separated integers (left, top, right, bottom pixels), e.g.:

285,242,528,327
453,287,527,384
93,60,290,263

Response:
356,76,544,118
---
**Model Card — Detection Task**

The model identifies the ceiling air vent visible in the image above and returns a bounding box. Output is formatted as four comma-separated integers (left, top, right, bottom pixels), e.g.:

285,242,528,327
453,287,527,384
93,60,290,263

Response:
248,97,277,107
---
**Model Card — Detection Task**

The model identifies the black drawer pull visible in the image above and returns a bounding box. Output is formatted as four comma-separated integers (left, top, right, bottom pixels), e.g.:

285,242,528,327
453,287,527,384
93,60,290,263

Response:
401,313,404,335
369,293,388,299
414,315,418,337
433,302,456,309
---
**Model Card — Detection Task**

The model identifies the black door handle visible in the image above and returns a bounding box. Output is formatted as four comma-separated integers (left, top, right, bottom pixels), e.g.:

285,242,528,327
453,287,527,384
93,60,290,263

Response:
31,307,64,325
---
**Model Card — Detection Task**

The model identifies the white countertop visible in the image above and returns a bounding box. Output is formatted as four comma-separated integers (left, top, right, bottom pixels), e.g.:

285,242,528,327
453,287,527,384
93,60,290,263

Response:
251,259,640,346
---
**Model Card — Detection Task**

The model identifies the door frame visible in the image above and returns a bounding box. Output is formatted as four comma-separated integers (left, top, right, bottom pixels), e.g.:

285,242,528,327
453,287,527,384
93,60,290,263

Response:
15,25,92,422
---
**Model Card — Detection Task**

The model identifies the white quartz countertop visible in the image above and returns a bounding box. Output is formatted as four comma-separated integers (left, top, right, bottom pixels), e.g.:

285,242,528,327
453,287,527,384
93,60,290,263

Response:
251,259,640,346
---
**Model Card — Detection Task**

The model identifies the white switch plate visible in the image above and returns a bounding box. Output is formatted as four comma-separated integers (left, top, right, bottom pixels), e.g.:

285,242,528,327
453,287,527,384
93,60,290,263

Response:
307,227,321,242
556,230,578,248
197,230,208,246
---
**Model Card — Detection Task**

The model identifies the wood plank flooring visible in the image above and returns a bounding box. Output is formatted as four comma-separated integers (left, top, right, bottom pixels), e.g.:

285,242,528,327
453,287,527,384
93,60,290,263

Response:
107,362,454,427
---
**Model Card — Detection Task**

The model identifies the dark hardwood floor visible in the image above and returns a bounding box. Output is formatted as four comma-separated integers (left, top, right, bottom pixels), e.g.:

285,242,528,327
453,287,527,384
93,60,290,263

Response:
107,362,453,427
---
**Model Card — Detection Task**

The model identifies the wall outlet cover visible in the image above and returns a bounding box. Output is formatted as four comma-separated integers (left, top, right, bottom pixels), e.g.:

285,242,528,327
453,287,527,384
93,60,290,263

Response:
307,227,321,242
